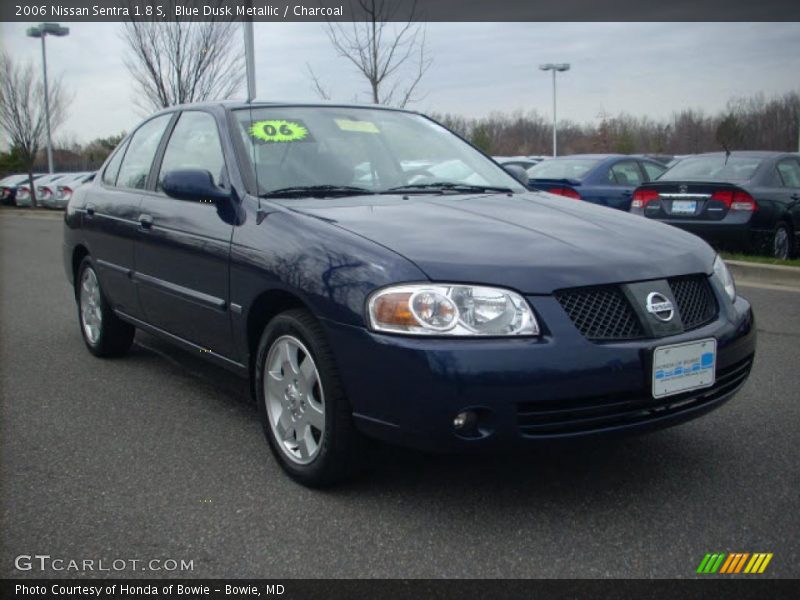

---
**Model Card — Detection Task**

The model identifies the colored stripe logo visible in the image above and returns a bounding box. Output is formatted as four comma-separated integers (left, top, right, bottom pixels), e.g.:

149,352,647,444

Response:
696,552,773,574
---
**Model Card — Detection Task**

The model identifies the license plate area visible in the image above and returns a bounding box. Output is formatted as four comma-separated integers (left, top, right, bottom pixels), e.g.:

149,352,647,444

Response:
671,200,697,215
652,338,716,399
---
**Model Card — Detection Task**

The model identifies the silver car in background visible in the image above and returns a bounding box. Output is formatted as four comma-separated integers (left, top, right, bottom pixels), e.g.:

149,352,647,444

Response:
50,172,95,209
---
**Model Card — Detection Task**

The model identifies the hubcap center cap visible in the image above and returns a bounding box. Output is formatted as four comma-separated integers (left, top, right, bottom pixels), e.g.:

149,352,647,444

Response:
285,380,305,416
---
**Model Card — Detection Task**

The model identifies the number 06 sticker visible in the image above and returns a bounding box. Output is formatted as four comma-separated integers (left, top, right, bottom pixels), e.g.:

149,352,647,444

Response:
249,120,311,143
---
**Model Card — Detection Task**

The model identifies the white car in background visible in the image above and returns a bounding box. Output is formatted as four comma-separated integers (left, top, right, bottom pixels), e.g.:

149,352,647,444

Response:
50,172,95,209
37,174,75,208
16,173,68,207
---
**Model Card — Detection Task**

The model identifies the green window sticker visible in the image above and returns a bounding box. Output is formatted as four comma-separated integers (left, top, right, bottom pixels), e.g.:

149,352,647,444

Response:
249,120,311,143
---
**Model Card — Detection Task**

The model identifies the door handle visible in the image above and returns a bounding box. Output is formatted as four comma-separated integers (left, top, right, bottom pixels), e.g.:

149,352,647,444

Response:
621,190,632,196
791,193,800,201
85,203,96,216
138,213,154,230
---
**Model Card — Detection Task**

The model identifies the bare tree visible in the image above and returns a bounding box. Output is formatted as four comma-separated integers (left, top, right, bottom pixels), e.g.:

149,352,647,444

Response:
310,0,432,107
0,52,70,207
121,5,245,112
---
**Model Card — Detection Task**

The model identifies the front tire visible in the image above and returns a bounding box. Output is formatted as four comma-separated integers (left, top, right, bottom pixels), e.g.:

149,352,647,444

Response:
255,309,366,487
76,258,135,357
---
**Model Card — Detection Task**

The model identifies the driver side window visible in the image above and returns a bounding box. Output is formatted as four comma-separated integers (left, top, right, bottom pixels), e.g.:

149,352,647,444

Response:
157,111,227,193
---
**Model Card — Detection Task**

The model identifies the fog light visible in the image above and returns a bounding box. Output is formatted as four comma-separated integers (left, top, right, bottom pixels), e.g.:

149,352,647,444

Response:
453,410,476,430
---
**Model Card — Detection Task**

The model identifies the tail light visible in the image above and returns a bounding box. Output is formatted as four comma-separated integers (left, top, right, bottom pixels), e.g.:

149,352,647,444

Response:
547,187,581,200
40,186,53,200
0,188,8,199
631,188,659,209
17,186,30,199
711,190,758,212
60,186,73,201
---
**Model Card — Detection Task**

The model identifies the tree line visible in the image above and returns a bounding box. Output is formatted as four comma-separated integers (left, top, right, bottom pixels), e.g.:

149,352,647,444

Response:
434,91,800,157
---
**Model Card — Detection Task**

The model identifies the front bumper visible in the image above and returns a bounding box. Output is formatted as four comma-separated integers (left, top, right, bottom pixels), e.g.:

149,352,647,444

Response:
323,292,755,452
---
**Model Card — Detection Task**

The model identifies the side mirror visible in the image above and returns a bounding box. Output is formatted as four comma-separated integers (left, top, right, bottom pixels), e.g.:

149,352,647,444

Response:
503,164,530,187
161,169,230,204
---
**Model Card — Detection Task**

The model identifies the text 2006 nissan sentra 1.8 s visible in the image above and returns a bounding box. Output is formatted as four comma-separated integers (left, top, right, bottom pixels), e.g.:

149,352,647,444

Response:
63,103,756,486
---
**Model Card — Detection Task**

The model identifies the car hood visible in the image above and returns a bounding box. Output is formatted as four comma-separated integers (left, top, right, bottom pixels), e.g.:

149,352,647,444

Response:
276,192,715,294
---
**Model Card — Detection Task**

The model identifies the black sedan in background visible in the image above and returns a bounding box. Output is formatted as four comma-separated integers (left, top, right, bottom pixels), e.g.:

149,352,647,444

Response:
630,152,800,259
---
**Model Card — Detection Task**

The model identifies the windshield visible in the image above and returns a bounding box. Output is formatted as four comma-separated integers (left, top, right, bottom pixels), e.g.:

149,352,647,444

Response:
232,107,525,195
660,155,763,182
526,158,600,180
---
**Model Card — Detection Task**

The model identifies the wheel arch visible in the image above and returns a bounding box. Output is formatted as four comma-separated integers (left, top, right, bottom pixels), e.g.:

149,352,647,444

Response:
72,245,90,293
245,288,314,372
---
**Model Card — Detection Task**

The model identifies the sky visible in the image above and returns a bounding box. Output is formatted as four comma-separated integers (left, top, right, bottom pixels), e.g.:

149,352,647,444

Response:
1,21,799,145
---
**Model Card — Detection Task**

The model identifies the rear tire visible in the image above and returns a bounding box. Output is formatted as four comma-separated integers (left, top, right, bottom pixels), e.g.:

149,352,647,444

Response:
255,309,367,487
771,222,795,260
76,258,135,357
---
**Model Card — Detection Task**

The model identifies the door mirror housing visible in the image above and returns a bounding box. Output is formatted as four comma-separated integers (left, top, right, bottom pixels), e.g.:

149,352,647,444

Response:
503,164,530,187
161,169,230,204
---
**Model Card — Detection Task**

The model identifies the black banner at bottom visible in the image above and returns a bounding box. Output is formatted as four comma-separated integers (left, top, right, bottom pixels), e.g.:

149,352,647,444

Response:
3,579,800,600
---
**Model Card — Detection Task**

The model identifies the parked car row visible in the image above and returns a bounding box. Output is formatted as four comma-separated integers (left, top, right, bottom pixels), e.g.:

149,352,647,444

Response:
524,151,800,259
0,171,96,209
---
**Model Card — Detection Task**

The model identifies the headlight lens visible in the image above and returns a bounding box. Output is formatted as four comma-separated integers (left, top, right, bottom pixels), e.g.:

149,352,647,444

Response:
368,284,539,336
712,255,736,302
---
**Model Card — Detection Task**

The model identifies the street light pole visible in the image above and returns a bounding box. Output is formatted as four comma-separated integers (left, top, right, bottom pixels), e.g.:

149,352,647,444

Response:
244,21,256,102
39,34,53,174
539,63,571,157
27,23,69,175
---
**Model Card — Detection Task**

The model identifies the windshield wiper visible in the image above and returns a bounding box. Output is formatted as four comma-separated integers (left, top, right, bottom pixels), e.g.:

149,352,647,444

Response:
260,185,374,199
380,182,514,195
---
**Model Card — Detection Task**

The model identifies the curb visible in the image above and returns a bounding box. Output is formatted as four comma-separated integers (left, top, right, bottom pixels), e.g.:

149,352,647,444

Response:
726,259,800,291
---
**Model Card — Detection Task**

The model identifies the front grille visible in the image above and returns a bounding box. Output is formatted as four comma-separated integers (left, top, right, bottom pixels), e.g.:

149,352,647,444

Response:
669,275,717,330
555,287,644,341
516,356,753,437
556,275,718,341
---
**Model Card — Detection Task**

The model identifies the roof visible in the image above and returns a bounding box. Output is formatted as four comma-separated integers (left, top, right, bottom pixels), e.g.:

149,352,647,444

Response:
155,100,418,115
690,151,798,158
544,154,625,160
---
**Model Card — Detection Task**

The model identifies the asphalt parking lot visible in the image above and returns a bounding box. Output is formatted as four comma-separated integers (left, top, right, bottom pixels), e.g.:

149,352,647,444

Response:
1,210,798,579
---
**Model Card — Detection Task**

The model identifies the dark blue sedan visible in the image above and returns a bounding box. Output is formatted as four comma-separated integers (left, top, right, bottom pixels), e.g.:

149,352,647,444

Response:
527,154,667,210
63,103,755,486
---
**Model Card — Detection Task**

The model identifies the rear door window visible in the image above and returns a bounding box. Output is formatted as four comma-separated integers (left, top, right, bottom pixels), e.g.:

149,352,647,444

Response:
608,161,644,186
776,159,800,188
102,141,129,186
116,114,173,190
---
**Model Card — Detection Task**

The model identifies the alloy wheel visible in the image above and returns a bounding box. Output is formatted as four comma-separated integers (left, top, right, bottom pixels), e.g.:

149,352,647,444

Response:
79,267,103,345
264,335,325,465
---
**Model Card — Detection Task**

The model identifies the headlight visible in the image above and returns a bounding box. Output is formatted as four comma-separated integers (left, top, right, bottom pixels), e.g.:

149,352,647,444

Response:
712,255,736,302
367,284,539,336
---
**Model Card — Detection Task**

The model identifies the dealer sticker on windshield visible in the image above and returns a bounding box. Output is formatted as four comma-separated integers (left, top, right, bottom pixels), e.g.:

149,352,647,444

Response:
335,118,380,133
652,338,716,398
249,120,311,143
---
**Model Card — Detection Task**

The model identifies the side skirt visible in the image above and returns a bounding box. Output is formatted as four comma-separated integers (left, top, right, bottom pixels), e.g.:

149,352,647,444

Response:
115,310,250,379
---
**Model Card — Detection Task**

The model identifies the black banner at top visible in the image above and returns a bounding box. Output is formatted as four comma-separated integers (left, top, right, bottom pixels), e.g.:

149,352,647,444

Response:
3,0,800,22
